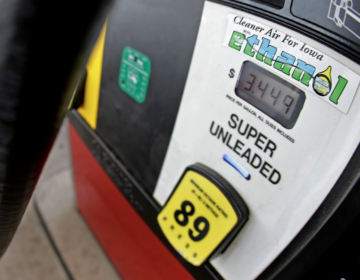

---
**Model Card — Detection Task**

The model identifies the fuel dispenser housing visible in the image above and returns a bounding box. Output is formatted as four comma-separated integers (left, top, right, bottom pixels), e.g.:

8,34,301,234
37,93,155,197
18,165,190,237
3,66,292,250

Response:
69,0,360,279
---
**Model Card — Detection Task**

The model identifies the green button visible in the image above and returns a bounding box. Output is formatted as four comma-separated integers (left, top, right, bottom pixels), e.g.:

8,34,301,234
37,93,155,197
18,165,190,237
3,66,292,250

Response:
118,46,151,103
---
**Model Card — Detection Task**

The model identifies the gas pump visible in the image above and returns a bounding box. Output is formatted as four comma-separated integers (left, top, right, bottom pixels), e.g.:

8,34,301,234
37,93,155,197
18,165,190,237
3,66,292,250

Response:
32,0,360,279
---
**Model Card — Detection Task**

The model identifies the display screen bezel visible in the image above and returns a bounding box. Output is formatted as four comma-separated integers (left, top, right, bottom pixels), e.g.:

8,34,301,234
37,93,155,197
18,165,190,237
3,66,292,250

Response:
235,61,306,129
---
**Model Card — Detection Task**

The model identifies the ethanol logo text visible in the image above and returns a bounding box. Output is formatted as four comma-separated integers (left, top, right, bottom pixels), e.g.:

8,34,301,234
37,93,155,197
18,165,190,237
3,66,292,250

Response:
229,16,348,105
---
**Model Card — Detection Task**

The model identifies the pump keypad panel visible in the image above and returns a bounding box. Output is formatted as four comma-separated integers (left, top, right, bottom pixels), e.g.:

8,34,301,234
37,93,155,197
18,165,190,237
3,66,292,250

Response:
157,164,248,266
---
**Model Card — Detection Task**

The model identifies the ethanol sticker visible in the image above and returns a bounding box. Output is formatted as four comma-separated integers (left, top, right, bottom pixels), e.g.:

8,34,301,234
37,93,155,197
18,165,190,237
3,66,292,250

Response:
157,170,238,266
223,14,360,114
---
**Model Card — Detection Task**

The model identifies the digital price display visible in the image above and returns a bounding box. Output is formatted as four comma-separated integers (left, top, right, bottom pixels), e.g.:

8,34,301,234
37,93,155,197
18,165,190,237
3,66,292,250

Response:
235,61,306,129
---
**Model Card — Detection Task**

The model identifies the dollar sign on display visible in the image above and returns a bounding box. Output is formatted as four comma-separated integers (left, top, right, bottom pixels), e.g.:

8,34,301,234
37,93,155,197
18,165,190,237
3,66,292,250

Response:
229,69,235,78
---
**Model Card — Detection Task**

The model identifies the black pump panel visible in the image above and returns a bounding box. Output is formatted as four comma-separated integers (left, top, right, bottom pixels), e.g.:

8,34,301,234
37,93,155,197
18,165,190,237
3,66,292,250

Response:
96,0,204,194
292,0,360,48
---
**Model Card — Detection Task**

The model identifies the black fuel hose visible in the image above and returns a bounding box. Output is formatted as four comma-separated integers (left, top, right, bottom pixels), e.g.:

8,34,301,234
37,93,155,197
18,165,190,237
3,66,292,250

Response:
0,0,112,257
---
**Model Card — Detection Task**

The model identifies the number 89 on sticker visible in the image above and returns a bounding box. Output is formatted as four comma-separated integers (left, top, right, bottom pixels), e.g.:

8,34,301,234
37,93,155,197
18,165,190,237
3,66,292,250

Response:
175,201,209,242
158,165,249,266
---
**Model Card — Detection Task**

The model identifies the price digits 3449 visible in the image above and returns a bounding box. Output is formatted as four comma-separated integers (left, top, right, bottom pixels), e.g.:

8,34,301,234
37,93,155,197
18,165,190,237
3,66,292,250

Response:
174,201,210,242
244,74,294,114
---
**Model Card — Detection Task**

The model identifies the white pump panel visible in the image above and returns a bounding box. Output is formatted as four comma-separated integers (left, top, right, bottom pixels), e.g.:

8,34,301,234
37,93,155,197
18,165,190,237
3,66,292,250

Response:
154,2,360,279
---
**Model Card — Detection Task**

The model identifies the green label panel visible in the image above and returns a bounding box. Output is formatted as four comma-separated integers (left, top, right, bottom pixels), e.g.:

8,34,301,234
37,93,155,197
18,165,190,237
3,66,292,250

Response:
119,46,151,103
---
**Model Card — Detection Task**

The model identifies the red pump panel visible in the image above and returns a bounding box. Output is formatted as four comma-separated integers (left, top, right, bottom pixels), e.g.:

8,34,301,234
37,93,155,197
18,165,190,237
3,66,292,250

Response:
69,124,194,280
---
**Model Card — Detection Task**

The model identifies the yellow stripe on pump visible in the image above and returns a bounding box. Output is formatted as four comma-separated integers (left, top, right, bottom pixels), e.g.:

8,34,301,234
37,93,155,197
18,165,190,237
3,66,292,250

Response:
77,21,107,130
